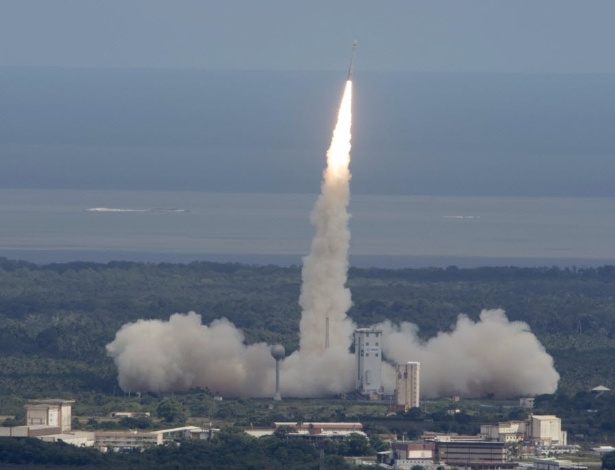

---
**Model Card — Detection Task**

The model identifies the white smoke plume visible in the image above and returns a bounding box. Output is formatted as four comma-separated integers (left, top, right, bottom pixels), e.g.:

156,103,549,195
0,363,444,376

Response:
378,309,559,398
106,312,274,396
107,80,358,398
106,76,560,399
290,78,356,377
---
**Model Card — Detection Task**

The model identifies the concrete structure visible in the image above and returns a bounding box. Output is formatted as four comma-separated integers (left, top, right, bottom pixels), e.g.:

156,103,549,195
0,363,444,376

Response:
520,397,535,408
25,399,74,433
354,328,383,398
481,420,527,443
395,362,420,412
529,415,567,445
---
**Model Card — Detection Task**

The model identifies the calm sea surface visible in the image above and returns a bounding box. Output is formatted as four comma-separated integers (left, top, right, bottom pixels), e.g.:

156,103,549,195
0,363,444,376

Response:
1,189,614,268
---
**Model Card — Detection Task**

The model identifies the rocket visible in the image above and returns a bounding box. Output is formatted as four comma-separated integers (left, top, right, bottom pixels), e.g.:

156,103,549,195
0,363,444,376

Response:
347,42,357,80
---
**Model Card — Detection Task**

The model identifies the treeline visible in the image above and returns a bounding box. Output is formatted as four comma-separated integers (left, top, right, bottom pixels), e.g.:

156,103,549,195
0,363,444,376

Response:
1,257,615,397
0,431,369,469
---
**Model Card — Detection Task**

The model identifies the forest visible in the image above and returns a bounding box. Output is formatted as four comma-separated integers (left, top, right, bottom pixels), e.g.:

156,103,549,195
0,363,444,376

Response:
1,257,615,404
0,431,368,469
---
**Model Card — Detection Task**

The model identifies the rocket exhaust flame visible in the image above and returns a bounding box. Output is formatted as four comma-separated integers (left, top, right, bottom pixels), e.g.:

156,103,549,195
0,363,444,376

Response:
106,49,559,399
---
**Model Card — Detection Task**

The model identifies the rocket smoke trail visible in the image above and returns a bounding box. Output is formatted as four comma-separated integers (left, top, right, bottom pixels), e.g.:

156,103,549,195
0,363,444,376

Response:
298,79,354,355
106,77,360,398
106,55,559,399
276,78,358,396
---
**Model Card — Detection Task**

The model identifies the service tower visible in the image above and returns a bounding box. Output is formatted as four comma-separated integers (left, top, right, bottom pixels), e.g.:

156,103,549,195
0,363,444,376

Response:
354,328,383,399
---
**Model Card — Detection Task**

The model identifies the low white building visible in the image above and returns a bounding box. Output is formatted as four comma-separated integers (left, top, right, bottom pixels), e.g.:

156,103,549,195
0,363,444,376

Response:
0,425,61,438
593,446,615,455
94,430,163,451
246,422,366,441
40,432,96,447
533,458,587,470
379,441,436,469
481,420,527,443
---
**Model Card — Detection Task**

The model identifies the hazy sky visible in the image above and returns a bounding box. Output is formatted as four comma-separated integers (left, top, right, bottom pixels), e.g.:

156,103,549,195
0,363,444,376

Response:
2,1,615,197
2,1,615,73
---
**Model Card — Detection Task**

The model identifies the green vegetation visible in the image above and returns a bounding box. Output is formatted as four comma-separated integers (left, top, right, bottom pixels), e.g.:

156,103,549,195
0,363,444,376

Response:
0,433,370,469
603,450,615,470
1,257,615,402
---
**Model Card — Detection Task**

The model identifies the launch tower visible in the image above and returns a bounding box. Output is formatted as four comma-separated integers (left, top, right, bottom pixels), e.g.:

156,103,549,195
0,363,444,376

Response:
354,328,383,398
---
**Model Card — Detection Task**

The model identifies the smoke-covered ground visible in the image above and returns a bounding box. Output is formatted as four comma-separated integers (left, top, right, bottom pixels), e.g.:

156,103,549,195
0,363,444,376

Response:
378,309,559,398
106,309,558,398
106,77,559,399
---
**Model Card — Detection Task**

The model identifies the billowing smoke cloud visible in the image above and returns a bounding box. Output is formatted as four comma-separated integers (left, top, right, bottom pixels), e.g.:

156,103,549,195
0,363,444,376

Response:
378,309,559,398
106,313,274,396
106,308,558,398
106,77,560,399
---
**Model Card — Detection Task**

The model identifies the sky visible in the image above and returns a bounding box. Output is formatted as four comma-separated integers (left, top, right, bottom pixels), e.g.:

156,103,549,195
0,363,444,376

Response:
1,1,615,197
2,1,615,73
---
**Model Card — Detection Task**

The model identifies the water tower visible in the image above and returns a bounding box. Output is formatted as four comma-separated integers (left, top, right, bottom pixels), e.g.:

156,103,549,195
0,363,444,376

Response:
270,344,286,401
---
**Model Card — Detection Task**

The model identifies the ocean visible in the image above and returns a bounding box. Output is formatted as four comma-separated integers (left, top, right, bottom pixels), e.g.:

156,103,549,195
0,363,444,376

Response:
1,188,614,268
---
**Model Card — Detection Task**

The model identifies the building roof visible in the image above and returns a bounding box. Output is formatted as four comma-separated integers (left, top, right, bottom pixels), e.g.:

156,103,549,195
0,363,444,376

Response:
532,415,559,420
151,426,203,435
592,446,615,454
27,399,75,406
273,422,363,430
592,385,611,392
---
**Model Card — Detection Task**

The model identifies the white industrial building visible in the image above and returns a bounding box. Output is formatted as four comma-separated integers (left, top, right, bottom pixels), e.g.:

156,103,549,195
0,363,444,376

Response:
529,415,567,445
395,362,420,411
1,399,216,451
480,420,527,443
354,328,383,398
25,399,74,433
379,439,514,470
246,422,366,441
480,415,566,445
